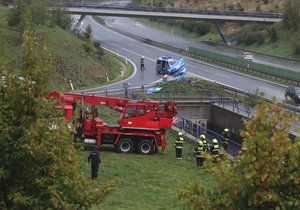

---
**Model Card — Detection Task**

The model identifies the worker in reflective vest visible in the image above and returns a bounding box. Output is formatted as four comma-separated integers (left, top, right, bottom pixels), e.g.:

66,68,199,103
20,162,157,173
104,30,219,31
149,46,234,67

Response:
175,132,184,160
211,139,219,162
194,140,205,167
200,134,208,152
222,128,230,151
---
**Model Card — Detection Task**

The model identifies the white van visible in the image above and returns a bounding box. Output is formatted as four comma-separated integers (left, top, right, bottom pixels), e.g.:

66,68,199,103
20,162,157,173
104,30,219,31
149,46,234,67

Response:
242,52,254,61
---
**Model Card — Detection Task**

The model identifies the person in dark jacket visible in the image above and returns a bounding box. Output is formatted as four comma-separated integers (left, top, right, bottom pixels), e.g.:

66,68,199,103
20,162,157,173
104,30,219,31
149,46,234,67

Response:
140,56,145,70
88,149,101,179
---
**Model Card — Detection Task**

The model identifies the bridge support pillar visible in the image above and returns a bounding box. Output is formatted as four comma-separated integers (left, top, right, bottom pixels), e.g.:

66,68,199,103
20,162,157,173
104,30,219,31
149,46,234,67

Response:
214,22,230,45
74,14,86,31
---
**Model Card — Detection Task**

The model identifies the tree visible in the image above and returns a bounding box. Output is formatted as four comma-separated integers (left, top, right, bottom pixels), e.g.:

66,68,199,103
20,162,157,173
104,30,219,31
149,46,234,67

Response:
50,6,73,30
178,99,300,209
7,0,49,28
283,0,300,30
0,11,113,209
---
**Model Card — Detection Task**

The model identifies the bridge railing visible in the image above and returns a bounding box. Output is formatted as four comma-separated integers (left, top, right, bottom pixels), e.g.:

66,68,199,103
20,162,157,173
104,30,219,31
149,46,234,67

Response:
174,117,242,157
61,2,282,19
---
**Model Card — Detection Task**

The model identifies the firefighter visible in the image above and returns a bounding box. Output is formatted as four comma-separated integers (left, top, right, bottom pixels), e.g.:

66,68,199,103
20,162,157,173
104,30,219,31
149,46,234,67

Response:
175,132,184,160
140,56,145,70
88,148,101,179
211,139,219,162
222,128,230,151
200,134,208,152
194,140,205,167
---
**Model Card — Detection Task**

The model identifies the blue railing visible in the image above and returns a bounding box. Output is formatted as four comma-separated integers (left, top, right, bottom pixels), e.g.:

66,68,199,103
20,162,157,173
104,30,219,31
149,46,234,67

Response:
175,117,242,157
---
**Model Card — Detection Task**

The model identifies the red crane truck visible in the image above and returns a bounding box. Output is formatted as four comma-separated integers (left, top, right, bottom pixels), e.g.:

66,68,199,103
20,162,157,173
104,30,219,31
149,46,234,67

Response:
48,91,178,155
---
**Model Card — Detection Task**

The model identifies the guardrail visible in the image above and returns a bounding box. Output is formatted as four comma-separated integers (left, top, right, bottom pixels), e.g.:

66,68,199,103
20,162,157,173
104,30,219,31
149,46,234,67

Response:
61,2,282,19
174,117,242,157
188,47,300,85
97,22,300,86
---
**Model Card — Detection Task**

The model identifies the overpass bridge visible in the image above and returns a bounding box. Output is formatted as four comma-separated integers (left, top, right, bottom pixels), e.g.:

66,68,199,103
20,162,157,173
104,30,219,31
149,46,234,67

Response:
60,3,282,45
62,3,282,23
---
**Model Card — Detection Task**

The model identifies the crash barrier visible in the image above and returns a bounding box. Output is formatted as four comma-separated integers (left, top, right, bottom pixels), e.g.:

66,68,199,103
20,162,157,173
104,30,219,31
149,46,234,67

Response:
174,117,242,157
131,89,252,118
188,47,300,85
61,2,282,19
98,22,299,86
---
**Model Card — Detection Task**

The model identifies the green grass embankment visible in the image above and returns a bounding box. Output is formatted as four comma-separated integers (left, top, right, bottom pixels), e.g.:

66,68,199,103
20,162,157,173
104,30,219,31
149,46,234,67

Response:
137,18,222,43
0,6,132,91
75,106,215,209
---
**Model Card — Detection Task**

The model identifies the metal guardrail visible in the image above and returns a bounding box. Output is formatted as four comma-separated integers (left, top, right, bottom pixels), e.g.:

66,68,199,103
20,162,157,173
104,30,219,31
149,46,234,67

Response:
60,2,282,19
97,22,300,87
174,117,242,157
188,47,300,84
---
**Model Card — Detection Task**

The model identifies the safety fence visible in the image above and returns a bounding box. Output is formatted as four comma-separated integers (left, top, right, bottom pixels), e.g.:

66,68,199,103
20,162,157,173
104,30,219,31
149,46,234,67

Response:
61,2,282,19
131,89,252,118
174,117,242,157
188,47,300,85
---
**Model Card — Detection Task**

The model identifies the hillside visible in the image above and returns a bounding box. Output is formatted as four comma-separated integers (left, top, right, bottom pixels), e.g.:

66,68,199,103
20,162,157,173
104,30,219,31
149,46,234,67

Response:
0,6,130,90
134,0,285,12
134,0,300,60
174,0,285,12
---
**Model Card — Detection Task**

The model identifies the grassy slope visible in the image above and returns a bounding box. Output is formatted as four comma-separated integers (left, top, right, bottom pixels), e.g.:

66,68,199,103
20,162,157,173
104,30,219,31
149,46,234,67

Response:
0,6,131,90
77,107,214,209
236,27,300,60
137,18,222,43
135,1,300,60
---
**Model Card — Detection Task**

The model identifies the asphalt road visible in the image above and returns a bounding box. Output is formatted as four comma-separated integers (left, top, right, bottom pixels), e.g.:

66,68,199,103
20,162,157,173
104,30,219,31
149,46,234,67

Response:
76,16,288,101
103,16,300,72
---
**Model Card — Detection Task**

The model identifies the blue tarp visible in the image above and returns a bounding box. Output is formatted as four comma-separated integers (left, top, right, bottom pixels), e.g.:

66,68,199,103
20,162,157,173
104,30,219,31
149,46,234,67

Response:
166,57,186,81
144,86,162,94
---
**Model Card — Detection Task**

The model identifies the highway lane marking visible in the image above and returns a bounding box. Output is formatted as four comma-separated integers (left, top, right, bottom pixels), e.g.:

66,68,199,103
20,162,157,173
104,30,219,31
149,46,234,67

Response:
216,73,230,79
74,46,138,93
89,16,287,89
108,42,156,62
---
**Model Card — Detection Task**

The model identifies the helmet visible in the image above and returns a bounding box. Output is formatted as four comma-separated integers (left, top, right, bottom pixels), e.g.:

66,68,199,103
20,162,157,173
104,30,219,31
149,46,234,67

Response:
224,128,229,132
178,132,182,136
212,139,218,144
198,140,203,146
200,134,205,139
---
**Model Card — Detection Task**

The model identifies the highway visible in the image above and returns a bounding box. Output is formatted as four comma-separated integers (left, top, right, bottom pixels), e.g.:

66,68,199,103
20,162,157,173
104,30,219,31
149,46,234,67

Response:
102,17,300,72
77,16,287,101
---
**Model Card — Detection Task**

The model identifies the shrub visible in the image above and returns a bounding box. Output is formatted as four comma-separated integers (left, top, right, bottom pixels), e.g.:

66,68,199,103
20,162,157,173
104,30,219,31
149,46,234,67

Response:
295,43,300,55
193,22,211,36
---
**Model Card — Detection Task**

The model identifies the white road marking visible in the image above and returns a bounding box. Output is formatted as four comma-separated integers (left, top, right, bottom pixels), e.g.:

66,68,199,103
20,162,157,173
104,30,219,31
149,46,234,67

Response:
216,73,230,79
88,16,287,89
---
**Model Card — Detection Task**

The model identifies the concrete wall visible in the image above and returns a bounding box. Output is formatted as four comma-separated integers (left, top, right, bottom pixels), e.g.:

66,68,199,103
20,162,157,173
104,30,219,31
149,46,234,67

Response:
176,102,245,141
210,105,245,141
176,103,211,123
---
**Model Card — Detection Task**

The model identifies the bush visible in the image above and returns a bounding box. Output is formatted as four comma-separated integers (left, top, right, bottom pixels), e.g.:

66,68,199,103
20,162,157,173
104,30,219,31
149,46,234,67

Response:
267,26,278,42
295,43,300,55
193,22,211,36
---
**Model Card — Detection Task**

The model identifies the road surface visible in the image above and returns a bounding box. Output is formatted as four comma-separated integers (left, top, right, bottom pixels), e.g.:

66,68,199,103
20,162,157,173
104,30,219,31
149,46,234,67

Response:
76,16,287,101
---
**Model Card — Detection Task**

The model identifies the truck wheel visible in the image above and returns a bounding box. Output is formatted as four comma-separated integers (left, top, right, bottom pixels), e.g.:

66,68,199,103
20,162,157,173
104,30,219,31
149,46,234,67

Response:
117,138,134,154
137,139,154,155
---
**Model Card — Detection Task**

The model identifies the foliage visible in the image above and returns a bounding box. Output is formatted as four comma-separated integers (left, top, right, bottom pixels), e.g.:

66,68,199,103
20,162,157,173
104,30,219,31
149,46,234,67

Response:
0,12,112,209
49,6,72,30
178,99,300,209
283,0,300,31
7,0,49,29
267,26,279,42
295,42,300,55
